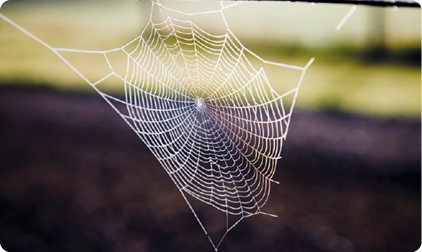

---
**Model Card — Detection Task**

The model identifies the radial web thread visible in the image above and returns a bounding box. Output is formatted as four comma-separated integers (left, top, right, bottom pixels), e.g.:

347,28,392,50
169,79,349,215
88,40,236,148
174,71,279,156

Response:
0,1,314,250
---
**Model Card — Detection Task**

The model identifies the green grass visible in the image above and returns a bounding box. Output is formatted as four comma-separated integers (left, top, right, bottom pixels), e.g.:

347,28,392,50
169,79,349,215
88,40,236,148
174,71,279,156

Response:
305,58,420,118
0,1,420,119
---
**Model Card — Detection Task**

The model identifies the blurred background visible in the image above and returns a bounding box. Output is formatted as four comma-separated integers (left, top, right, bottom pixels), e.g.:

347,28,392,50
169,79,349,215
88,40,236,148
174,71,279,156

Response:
0,1,420,252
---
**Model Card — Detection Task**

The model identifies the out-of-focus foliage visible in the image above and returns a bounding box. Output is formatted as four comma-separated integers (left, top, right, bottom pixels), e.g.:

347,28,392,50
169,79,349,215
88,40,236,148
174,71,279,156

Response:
0,1,420,118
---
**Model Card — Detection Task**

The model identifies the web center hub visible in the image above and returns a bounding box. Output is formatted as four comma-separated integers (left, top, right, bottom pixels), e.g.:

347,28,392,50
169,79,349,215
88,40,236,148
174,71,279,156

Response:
195,97,206,111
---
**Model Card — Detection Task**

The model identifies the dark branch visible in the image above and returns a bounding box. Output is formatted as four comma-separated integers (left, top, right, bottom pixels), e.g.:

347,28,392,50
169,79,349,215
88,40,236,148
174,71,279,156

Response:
261,0,420,7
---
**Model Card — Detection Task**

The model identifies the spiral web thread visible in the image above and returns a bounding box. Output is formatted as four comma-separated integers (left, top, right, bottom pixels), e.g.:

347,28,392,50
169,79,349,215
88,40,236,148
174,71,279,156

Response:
0,1,313,250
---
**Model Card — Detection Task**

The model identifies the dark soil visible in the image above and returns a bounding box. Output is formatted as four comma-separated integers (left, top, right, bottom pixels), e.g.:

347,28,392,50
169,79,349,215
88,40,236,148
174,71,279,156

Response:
0,86,420,252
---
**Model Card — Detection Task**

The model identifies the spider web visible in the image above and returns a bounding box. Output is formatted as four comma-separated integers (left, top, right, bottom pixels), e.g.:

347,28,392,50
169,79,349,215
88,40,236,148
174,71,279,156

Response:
0,1,313,250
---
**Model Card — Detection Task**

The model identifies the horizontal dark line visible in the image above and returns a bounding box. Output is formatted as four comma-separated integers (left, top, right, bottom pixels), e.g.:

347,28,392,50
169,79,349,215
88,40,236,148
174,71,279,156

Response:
256,0,420,7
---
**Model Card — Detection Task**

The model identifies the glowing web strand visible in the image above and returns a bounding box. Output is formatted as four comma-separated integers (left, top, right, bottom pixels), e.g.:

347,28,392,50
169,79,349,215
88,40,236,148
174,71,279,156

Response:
336,4,358,30
0,2,314,251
